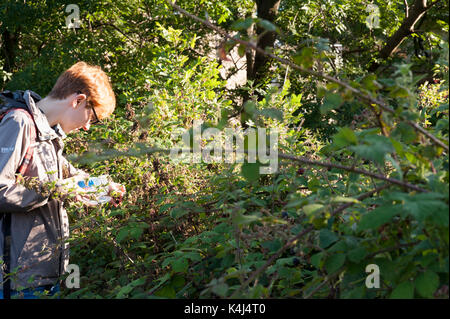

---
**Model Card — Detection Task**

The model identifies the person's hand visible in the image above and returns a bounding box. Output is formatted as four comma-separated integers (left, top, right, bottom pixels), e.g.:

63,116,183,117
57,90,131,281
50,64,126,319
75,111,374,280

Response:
57,176,97,206
108,182,126,207
75,193,98,207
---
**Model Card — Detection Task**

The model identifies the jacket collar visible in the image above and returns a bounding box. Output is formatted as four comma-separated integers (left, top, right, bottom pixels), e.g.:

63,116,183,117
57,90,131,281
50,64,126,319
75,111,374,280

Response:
23,90,67,141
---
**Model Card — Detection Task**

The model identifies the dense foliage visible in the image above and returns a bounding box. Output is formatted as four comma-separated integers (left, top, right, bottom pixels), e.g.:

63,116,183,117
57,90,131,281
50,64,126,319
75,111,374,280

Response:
1,0,448,298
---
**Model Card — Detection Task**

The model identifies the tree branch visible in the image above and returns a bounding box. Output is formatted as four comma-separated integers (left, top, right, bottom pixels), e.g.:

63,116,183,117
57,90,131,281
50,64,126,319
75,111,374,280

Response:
369,0,442,72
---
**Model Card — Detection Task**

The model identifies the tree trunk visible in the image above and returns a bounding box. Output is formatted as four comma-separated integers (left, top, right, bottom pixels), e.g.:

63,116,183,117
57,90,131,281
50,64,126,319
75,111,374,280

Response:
368,0,439,72
1,29,18,73
247,0,281,86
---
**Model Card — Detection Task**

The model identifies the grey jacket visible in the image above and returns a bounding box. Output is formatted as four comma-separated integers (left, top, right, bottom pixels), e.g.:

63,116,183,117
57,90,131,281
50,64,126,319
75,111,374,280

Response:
0,90,82,291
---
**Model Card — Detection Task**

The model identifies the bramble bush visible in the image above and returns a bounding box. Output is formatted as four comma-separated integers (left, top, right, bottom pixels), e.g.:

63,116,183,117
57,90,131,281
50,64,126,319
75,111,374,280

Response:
2,0,448,299
58,20,449,298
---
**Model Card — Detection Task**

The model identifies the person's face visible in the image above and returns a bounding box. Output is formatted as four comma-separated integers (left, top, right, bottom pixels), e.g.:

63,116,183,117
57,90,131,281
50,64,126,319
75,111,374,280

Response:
61,93,97,133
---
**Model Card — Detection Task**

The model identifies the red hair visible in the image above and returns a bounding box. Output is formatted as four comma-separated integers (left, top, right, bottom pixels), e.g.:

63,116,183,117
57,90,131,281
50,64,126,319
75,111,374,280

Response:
48,62,116,120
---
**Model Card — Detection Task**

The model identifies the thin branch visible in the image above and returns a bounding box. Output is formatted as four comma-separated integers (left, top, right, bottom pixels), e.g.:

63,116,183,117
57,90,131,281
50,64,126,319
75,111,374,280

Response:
278,153,428,193
404,0,410,18
367,241,420,259
80,145,429,192
330,184,391,217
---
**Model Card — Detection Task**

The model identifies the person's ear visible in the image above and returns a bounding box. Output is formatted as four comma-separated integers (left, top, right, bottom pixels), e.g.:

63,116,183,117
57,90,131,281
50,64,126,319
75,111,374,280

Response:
72,93,87,109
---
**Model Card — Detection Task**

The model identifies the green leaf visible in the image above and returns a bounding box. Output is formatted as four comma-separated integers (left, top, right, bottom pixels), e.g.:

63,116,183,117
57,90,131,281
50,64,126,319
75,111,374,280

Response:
392,122,417,143
231,17,254,31
116,228,129,243
154,285,176,298
261,239,282,253
347,247,367,263
212,282,229,297
243,101,257,115
361,74,382,92
311,252,324,268
116,277,146,299
172,258,189,273
238,44,246,58
358,205,399,231
170,207,188,219
330,196,360,204
233,212,261,226
257,107,283,121
415,270,440,298
285,198,307,209
241,162,261,182
257,19,278,32
332,127,358,148
303,204,324,215
324,253,346,274
217,109,231,130
350,135,394,165
293,47,315,69
129,227,144,240
320,93,343,114
399,192,449,226
307,177,321,192
389,86,410,98
319,229,339,249
390,281,414,299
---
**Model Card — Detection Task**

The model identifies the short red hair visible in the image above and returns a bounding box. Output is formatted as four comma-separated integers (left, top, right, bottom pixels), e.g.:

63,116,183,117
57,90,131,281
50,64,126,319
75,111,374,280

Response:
48,62,116,120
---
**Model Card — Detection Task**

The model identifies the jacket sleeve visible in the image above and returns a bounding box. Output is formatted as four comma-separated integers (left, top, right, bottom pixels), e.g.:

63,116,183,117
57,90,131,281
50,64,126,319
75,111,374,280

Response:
0,111,49,212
